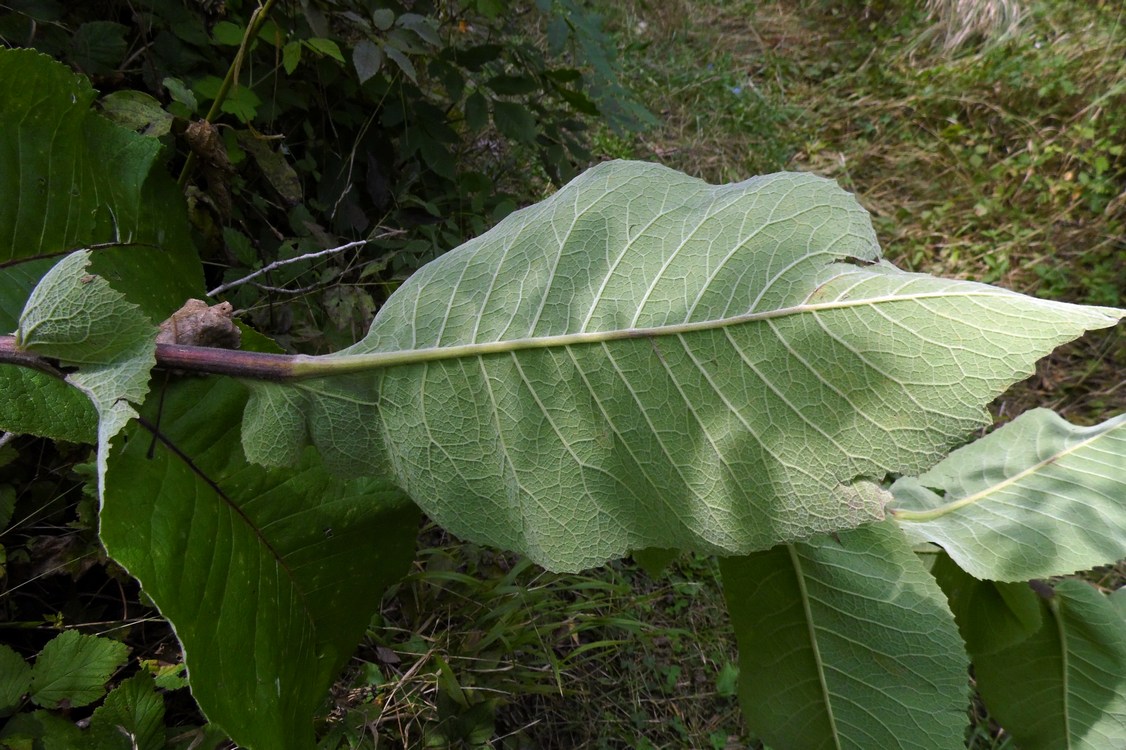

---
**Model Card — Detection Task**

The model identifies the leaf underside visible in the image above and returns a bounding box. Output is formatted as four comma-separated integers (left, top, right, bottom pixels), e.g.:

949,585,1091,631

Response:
892,408,1126,581
266,160,1122,572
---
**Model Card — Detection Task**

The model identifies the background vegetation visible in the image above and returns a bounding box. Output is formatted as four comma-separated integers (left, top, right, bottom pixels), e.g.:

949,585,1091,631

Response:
1,0,1122,747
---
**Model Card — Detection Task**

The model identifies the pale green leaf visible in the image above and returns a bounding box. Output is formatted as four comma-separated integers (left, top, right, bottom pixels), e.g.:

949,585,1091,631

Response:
89,672,165,750
17,250,156,498
719,521,969,750
324,160,1118,572
29,630,128,709
891,408,1126,580
975,579,1126,750
101,377,419,749
0,643,31,716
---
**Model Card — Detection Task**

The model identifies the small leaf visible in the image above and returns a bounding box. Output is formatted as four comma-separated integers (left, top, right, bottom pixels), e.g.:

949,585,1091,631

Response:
353,39,384,84
384,44,417,82
29,630,128,709
492,100,537,143
464,90,488,131
0,643,31,716
0,367,97,443
487,74,539,96
99,90,174,137
371,8,395,31
305,37,345,65
892,408,1126,580
162,76,197,113
975,580,1126,750
220,85,261,123
396,13,441,47
720,521,969,749
70,21,128,76
89,672,165,750
17,250,156,499
282,40,302,74
212,20,244,46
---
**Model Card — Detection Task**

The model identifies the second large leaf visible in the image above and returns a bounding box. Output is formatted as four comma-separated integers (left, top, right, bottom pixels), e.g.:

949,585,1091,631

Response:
346,161,1121,571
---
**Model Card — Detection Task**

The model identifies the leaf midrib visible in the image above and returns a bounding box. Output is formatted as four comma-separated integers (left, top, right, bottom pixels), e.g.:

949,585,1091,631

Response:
297,289,1059,378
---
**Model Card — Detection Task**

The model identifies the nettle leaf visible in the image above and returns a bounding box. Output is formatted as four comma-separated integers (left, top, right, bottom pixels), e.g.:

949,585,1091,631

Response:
29,630,129,709
974,580,1126,750
88,672,165,750
100,377,419,749
16,250,155,497
255,160,1121,572
891,408,1126,581
719,521,969,750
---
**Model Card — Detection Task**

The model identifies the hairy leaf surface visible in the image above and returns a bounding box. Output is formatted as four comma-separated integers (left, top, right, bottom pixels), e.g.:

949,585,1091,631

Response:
17,250,155,496
974,580,1126,750
891,409,1126,580
719,521,969,750
100,377,419,749
274,160,1121,571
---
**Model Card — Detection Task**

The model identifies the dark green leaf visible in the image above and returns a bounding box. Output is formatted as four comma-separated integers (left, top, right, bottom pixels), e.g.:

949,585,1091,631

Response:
101,377,420,749
465,91,489,131
486,74,540,96
0,643,31,716
492,100,538,143
455,44,504,71
89,672,165,750
975,580,1126,750
29,630,128,709
70,21,127,75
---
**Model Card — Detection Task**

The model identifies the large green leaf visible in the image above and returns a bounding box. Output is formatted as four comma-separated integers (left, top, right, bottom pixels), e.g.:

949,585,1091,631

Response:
974,580,1126,750
719,521,969,750
0,48,203,443
266,160,1120,572
891,408,1126,581
100,376,419,749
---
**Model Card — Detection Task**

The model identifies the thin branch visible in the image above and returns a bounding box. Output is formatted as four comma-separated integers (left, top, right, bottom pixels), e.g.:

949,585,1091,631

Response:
206,230,404,297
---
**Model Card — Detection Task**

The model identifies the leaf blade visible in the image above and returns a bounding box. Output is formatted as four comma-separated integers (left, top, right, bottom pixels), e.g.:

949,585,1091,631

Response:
719,521,970,750
101,377,419,749
891,408,1126,580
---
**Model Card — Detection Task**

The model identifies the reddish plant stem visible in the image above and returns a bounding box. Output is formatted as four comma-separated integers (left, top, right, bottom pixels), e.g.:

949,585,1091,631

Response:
0,335,299,382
